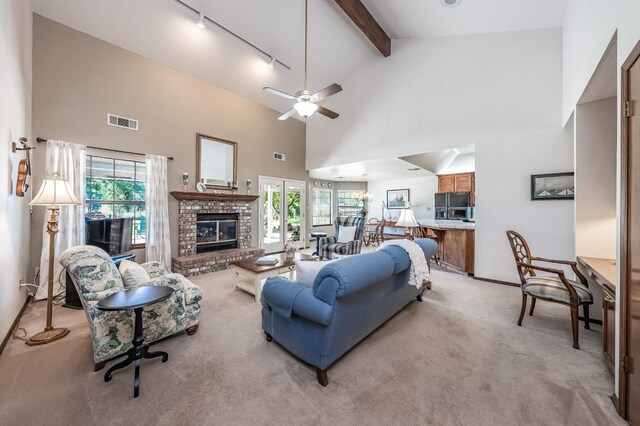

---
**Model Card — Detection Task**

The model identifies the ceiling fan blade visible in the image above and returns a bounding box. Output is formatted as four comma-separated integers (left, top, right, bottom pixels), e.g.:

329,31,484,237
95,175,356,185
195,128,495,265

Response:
263,87,296,100
312,83,343,102
317,106,339,119
278,108,297,121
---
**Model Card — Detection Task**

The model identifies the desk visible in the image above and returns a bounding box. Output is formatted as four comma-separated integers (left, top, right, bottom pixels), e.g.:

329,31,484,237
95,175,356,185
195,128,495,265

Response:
577,256,616,372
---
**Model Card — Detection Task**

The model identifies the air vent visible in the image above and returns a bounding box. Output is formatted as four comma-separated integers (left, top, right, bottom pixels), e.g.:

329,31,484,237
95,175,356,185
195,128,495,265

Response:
273,152,286,161
107,114,139,131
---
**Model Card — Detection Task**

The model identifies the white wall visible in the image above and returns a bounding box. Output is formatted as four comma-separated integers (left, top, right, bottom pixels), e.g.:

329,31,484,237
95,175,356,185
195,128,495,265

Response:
0,0,32,343
307,27,563,169
563,0,640,397
475,126,575,283
368,176,438,222
575,97,617,259
307,27,572,282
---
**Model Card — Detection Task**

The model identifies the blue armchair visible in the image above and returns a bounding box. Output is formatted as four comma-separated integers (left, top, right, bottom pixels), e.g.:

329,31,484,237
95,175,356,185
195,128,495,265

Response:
318,216,365,259
261,238,439,386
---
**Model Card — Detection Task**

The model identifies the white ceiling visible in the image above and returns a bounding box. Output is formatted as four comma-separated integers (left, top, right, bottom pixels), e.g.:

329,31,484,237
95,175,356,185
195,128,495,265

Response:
309,157,434,182
32,0,559,182
33,0,570,119
362,0,569,39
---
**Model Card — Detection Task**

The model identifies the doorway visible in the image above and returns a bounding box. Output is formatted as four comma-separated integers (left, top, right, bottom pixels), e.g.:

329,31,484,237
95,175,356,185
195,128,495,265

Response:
258,176,306,254
621,39,640,423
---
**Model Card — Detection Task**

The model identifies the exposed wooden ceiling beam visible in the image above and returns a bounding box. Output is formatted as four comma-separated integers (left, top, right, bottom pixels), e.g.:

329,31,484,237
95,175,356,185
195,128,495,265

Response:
334,0,391,57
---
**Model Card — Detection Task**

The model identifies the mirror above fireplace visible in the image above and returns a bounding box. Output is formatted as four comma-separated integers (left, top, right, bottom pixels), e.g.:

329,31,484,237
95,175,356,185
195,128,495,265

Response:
196,133,237,190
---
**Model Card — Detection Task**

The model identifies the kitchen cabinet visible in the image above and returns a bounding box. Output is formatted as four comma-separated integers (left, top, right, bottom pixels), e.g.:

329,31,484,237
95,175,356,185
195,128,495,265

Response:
437,172,475,206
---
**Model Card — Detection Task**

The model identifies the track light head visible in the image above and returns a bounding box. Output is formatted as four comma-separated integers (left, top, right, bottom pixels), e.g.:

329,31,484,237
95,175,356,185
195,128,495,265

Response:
197,12,205,29
268,57,276,69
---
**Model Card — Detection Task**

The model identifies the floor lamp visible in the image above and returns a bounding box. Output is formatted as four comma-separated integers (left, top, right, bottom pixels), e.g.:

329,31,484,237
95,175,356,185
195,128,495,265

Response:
396,207,419,240
27,172,81,346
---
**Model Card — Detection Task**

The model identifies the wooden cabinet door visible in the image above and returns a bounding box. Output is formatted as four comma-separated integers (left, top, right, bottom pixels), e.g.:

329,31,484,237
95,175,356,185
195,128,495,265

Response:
454,174,472,192
623,44,640,423
438,176,454,193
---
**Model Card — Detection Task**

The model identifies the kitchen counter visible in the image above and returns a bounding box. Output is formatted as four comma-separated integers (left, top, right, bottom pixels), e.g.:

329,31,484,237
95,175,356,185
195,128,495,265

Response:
416,219,475,229
420,221,475,276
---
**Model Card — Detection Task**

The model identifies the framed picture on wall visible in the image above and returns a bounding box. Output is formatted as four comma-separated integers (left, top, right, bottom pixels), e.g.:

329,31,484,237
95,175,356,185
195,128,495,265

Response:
530,172,575,200
387,189,410,209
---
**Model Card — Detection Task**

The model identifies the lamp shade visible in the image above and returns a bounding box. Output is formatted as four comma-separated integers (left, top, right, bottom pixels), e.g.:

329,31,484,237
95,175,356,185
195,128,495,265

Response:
29,173,81,206
395,208,419,227
294,100,318,118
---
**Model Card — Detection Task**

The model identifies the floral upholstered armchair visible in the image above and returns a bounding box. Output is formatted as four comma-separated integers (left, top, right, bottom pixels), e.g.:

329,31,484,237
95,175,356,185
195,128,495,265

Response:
319,216,365,259
59,245,202,371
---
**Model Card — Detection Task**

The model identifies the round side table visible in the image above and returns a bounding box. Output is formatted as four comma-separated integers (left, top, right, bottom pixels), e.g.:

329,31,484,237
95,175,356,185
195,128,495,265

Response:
310,231,328,256
98,285,174,398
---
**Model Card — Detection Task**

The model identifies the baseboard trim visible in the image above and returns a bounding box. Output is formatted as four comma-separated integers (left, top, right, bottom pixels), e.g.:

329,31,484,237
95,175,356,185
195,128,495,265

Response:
474,276,520,287
0,295,31,357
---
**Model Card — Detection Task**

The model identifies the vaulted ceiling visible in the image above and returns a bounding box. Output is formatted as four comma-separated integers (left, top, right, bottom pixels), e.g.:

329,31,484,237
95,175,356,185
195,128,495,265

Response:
33,0,569,118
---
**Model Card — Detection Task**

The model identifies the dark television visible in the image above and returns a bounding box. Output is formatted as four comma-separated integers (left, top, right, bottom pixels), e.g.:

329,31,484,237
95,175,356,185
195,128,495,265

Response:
448,192,471,208
85,218,133,255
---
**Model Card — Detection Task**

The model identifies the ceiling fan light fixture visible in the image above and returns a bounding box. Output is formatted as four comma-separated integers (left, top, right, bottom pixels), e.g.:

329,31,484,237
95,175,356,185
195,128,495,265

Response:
293,100,318,118
440,0,462,7
197,12,206,29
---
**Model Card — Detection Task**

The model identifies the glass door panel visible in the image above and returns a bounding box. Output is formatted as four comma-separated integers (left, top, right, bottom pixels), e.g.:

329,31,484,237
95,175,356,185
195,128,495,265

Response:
260,178,283,253
285,183,304,246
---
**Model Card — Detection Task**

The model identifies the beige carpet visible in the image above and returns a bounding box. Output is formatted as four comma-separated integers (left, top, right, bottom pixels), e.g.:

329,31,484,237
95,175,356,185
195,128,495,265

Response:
0,268,625,425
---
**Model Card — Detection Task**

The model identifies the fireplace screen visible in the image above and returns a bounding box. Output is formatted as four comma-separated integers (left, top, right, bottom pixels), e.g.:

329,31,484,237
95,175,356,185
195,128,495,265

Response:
196,213,238,253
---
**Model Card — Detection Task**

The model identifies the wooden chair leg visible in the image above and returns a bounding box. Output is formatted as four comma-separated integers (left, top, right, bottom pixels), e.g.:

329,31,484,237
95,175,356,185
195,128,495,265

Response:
583,304,591,330
316,368,328,387
529,297,536,316
570,305,580,349
517,293,527,326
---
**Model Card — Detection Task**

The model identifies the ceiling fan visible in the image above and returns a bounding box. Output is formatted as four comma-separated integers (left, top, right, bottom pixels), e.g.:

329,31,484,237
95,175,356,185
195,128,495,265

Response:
263,0,342,120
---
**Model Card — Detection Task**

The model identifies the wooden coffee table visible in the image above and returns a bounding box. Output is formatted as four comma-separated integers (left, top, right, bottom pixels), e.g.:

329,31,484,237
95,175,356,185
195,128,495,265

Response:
234,253,317,302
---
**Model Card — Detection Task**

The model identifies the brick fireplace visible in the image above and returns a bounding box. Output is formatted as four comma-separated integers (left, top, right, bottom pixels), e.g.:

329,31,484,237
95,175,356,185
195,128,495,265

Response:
171,192,264,276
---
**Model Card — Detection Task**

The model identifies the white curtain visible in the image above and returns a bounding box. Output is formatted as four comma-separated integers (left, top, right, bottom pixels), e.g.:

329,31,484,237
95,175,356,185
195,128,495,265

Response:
145,154,171,269
37,140,86,300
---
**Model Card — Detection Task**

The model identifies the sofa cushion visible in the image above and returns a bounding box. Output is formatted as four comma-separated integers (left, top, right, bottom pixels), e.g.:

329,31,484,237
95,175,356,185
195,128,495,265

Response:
294,258,337,286
119,260,151,288
337,226,357,243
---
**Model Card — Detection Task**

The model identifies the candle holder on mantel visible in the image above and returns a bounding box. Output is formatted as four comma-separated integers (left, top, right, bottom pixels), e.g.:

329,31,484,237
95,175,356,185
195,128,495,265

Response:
246,179,252,195
182,172,189,191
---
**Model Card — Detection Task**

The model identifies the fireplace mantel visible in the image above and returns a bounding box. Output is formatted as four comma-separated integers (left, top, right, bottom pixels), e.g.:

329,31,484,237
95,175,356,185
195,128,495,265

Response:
170,191,259,202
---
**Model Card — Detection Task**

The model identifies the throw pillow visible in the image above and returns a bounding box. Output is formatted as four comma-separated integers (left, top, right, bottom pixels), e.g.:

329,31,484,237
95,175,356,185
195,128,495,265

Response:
294,259,337,286
337,225,357,243
119,259,151,288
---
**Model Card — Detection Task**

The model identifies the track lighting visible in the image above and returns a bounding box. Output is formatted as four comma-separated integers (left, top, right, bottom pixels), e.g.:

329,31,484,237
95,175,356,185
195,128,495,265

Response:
268,57,276,69
174,0,291,69
197,12,205,29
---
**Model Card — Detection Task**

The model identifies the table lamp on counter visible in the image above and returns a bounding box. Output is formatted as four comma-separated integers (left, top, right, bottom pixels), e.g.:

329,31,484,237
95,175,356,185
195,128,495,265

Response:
395,207,419,240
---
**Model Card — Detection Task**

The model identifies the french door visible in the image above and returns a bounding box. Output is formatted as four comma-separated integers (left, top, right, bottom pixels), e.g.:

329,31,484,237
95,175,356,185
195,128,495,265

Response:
258,176,306,254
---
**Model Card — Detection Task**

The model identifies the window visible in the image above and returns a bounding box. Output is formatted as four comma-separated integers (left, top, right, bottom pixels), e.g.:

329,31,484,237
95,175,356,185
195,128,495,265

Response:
312,188,332,226
85,155,146,246
337,190,364,217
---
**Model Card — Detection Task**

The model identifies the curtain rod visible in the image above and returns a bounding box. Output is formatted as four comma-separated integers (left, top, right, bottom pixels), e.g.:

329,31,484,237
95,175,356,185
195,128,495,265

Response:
36,137,174,161
173,0,291,70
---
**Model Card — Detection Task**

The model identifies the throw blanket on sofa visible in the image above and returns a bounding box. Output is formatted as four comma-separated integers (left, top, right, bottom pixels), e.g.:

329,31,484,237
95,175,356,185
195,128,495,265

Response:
377,239,430,288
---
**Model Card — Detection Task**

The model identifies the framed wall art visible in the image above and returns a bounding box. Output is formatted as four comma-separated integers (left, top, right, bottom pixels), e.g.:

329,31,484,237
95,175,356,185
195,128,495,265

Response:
531,172,574,200
387,189,410,208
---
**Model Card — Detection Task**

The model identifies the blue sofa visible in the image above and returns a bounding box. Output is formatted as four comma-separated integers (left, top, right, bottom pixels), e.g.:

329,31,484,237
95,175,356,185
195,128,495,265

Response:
261,238,438,386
